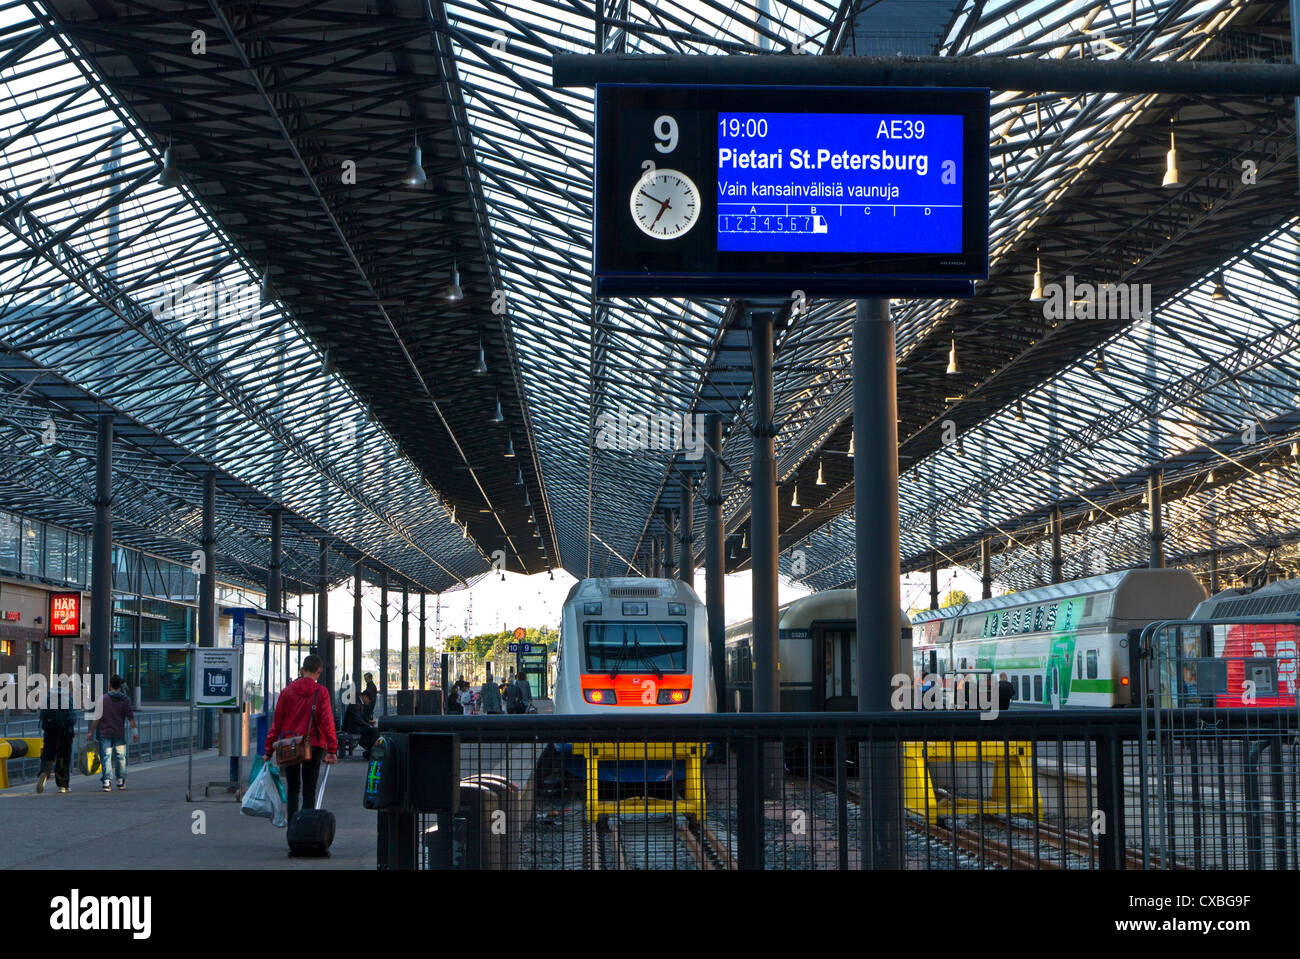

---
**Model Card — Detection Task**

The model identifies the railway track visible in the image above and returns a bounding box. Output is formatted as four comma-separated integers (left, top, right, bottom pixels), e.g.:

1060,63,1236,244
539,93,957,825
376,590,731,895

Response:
586,814,734,869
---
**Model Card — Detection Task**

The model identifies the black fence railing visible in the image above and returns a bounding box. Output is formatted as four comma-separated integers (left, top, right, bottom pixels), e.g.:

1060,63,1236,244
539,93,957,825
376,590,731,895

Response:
372,709,1298,870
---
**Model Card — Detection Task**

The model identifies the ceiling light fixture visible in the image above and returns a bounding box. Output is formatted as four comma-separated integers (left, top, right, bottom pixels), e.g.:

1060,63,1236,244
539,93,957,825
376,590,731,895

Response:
1161,121,1180,188
404,132,427,188
445,259,463,301
158,143,182,188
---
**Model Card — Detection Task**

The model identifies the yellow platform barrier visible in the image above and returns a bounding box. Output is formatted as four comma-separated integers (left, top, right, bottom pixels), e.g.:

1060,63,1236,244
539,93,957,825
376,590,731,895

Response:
903,740,1039,823
574,741,706,823
0,738,46,790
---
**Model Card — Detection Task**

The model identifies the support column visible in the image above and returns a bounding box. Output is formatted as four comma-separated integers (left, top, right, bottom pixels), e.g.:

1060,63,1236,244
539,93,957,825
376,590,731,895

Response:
679,479,695,588
704,413,727,712
980,536,992,599
749,305,779,714
662,509,676,579
1050,506,1064,584
379,572,389,715
199,472,216,750
267,508,282,614
1148,469,1165,568
1210,551,1220,595
352,562,363,702
419,592,427,692
853,297,902,869
652,536,661,578
401,584,410,691
929,554,939,610
91,413,113,696
318,539,332,704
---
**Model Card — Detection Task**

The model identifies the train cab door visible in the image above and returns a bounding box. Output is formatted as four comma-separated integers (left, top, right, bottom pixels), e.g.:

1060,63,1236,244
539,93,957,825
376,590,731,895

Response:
1050,665,1061,710
814,622,856,711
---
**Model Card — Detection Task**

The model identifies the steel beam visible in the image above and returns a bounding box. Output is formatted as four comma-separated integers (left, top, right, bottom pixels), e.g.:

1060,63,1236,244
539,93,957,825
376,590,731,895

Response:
401,584,410,692
353,561,363,702
419,592,426,692
553,54,1300,96
705,413,726,712
679,479,694,588
379,572,389,715
90,413,112,695
1148,469,1165,568
268,508,282,614
319,539,332,703
1050,506,1063,584
980,536,992,599
750,305,779,714
853,297,902,870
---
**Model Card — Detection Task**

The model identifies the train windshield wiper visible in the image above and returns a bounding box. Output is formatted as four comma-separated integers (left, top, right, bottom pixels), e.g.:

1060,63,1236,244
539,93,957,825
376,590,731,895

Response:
607,626,625,679
631,634,663,680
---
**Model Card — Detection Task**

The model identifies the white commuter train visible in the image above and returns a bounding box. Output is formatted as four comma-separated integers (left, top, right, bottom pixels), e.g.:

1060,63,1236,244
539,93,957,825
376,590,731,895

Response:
908,568,1208,708
552,577,716,715
724,589,913,711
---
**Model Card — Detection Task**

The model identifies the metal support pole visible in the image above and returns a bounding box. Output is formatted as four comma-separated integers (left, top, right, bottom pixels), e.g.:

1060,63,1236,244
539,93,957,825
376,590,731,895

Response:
1148,469,1165,568
91,413,113,697
749,305,779,715
379,572,389,715
679,479,694,588
199,472,216,750
419,592,426,692
268,508,282,614
352,563,363,701
662,509,676,579
853,297,902,869
704,413,727,712
1050,506,1064,584
401,585,410,691
1210,551,1220,595
980,537,992,599
319,539,332,704
929,554,939,610
651,536,661,578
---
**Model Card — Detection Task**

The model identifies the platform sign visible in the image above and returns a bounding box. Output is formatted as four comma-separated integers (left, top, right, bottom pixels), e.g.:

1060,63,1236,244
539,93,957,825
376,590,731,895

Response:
194,647,241,708
594,84,989,297
508,642,538,654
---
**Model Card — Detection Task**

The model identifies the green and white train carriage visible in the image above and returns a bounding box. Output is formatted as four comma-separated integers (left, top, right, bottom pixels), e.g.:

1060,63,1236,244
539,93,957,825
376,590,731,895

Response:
909,569,1207,708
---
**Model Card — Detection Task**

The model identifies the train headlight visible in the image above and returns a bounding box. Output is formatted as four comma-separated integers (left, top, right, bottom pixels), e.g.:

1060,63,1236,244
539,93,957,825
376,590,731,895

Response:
583,602,602,616
657,689,689,704
583,688,617,704
668,603,686,615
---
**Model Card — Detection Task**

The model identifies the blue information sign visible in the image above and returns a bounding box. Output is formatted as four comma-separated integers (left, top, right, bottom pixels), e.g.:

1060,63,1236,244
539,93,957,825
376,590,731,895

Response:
593,84,989,297
716,112,964,254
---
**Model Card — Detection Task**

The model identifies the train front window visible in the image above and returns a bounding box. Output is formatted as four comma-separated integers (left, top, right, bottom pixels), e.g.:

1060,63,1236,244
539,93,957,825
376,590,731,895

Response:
585,622,687,675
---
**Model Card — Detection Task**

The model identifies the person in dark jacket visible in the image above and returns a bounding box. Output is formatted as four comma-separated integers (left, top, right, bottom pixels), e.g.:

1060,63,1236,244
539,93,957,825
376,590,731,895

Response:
342,691,379,759
446,681,463,715
265,655,338,821
36,686,76,793
88,675,137,791
362,673,378,721
479,674,503,715
997,672,1015,713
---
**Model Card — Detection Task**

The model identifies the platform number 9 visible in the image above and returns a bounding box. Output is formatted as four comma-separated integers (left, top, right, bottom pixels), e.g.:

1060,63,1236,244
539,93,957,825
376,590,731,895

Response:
654,115,678,154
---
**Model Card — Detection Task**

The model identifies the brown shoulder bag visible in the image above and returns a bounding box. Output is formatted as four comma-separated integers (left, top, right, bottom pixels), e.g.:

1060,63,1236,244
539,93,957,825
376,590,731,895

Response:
273,685,319,767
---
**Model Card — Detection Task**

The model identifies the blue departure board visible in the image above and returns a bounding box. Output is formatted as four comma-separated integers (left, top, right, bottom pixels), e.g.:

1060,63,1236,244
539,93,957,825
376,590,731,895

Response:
592,84,989,297
715,112,964,254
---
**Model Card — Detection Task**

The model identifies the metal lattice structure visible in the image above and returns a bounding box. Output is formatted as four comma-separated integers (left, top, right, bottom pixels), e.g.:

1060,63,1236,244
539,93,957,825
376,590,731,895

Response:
3,0,1298,599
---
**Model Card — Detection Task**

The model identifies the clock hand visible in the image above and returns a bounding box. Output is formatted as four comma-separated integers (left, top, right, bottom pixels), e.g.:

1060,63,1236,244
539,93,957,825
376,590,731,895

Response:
649,199,673,227
639,189,667,205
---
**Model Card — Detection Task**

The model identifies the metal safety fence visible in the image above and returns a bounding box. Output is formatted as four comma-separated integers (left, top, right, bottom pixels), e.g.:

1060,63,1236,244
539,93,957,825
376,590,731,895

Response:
1,708,198,785
364,710,1298,870
1140,619,1300,869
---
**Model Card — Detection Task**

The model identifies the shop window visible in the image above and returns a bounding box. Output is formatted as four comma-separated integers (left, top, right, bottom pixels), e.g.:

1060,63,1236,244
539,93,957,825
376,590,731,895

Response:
26,641,40,674
0,639,12,657
43,526,68,581
20,519,42,576
0,512,18,571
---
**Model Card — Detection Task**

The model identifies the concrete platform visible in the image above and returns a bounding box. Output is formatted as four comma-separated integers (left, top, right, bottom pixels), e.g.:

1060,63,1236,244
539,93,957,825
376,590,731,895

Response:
0,750,376,870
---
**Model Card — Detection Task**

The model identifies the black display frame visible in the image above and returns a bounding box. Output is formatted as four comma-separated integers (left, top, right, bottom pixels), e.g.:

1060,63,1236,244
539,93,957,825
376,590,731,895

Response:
593,83,990,298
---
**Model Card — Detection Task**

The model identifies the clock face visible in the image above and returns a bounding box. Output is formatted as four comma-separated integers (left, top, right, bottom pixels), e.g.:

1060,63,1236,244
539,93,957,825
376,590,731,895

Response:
629,169,701,240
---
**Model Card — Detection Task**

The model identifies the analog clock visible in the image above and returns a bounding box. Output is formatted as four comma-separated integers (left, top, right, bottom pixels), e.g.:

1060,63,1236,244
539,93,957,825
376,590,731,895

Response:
630,169,701,240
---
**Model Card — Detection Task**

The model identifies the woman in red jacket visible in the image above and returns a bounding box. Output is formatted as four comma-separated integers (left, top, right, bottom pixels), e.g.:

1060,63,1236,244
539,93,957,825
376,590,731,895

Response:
265,654,338,820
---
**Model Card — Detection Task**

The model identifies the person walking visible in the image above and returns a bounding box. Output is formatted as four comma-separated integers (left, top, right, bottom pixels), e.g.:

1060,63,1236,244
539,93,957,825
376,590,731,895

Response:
265,654,337,821
36,686,76,794
514,672,532,713
87,675,137,791
479,673,503,715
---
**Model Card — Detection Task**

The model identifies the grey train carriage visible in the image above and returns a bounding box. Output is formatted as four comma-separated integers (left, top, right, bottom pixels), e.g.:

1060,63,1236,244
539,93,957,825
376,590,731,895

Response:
724,589,913,712
908,568,1208,708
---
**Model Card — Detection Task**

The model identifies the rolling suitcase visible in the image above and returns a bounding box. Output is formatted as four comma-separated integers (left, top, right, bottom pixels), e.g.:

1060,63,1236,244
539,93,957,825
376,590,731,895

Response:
287,765,336,857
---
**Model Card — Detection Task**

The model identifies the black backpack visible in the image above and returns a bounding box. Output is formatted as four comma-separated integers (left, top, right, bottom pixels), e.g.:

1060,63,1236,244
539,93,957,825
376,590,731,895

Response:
503,683,523,713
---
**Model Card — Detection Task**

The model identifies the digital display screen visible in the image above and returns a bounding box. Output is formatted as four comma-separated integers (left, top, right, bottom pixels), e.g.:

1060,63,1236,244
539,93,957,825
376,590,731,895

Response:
593,84,989,297
715,112,964,254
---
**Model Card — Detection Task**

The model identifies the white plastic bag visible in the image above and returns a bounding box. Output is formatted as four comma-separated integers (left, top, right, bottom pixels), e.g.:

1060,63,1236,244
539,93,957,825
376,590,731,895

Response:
241,760,287,828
